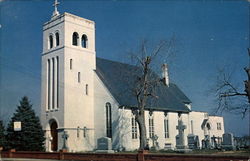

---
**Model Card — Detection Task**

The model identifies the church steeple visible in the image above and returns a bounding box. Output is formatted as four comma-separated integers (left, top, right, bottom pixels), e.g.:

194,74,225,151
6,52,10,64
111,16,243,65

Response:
41,6,96,151
51,0,60,18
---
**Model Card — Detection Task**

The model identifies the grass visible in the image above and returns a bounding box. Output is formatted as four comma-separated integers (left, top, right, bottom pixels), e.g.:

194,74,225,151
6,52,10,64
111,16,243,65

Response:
115,148,250,156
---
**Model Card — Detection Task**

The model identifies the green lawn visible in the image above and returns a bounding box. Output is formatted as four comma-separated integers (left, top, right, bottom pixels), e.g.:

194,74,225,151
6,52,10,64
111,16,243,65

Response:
116,148,250,156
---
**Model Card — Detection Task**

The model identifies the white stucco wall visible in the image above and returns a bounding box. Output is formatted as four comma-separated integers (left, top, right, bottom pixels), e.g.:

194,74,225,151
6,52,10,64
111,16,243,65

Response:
41,14,66,152
188,111,208,147
208,115,225,138
187,111,225,147
94,71,120,149
115,110,191,151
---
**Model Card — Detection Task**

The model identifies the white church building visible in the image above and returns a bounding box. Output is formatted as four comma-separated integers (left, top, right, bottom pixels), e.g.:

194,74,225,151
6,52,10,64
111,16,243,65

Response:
40,2,224,152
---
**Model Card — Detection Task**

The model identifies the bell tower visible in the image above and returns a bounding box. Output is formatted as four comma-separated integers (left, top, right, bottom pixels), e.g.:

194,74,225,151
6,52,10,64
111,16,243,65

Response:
41,0,96,152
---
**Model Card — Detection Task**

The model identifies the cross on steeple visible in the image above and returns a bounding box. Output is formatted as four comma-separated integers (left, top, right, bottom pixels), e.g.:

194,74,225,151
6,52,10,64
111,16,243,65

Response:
52,0,60,18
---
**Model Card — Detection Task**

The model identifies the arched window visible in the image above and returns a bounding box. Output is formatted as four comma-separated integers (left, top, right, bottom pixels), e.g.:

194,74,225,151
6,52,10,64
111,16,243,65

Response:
72,32,79,46
131,114,138,139
85,84,88,95
49,35,53,49
149,112,154,138
191,120,194,134
81,34,88,48
77,126,80,138
47,59,51,110
70,59,73,70
52,58,55,109
217,122,222,130
206,123,211,130
78,72,81,83
106,102,112,138
55,32,59,46
164,113,170,138
56,56,59,109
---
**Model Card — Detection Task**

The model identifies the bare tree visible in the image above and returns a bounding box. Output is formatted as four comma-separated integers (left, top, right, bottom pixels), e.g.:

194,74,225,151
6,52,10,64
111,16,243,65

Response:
214,48,250,117
127,38,176,150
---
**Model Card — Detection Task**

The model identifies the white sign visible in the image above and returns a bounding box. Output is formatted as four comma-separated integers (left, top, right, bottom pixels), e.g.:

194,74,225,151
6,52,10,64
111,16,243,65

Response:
14,121,21,131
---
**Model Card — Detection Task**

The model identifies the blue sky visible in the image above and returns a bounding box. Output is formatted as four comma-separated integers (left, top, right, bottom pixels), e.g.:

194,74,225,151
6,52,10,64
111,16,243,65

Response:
0,0,249,136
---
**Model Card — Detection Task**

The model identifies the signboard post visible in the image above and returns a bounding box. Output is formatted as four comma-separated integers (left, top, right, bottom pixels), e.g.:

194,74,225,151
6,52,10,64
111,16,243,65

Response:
0,146,2,161
14,121,22,131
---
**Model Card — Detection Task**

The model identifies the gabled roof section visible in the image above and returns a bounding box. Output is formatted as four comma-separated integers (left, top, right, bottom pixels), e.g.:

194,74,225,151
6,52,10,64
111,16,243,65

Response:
168,83,191,104
96,57,191,113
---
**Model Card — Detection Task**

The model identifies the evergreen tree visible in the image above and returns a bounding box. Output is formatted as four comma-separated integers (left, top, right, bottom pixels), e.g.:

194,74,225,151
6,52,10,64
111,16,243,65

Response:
6,96,45,151
0,120,6,148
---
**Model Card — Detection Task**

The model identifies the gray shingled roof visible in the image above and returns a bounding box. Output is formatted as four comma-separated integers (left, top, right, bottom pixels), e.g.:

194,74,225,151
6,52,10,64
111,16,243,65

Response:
96,57,191,113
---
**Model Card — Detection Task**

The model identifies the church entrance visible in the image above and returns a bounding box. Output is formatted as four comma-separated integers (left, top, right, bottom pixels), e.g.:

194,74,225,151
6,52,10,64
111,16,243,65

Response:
50,120,58,151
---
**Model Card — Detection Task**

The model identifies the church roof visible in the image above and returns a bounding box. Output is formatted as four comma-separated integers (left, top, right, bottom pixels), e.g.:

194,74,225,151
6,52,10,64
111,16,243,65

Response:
96,57,191,113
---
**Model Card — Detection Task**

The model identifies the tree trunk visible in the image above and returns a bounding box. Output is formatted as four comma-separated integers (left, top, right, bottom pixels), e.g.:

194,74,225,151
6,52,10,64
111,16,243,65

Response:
137,111,147,150
244,67,250,103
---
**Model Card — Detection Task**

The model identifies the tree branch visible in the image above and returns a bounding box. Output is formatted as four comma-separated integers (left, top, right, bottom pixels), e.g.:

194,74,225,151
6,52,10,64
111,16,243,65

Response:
219,92,247,98
213,49,250,117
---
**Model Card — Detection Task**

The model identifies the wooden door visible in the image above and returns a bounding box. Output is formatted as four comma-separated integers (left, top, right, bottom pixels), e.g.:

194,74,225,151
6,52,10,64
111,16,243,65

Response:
50,121,58,151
